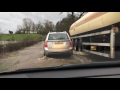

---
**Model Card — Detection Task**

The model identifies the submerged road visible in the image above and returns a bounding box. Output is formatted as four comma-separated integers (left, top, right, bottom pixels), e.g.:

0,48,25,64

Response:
0,42,113,72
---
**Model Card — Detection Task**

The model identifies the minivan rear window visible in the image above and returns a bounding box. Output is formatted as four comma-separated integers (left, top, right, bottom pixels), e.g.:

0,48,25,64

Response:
48,33,69,40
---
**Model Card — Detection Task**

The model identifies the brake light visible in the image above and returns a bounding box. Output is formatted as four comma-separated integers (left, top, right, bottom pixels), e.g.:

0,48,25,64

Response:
44,41,48,47
70,40,73,47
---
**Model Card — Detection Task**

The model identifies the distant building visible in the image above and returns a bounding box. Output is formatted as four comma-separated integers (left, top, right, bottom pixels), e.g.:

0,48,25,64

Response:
20,30,37,34
30,31,37,34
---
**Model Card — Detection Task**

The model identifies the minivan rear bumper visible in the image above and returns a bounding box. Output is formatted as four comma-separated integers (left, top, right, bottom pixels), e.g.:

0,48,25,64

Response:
44,48,73,55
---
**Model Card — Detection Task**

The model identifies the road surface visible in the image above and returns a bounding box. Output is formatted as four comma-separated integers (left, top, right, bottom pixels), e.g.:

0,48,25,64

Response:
0,42,112,73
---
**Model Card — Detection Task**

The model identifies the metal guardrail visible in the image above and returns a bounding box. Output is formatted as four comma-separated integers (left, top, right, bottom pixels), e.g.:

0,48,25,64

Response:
83,49,110,58
71,29,116,59
82,42,110,46
71,30,111,39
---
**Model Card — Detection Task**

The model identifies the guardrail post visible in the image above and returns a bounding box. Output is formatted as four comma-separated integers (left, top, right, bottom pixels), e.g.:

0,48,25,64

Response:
110,29,115,59
80,38,82,51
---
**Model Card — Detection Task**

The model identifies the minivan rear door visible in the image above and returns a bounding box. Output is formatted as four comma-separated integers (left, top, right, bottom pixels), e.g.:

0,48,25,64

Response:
47,33,70,49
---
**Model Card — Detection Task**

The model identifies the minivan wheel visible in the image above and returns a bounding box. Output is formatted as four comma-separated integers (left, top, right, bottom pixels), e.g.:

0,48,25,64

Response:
44,53,45,56
45,53,49,57
74,46,79,51
46,54,49,57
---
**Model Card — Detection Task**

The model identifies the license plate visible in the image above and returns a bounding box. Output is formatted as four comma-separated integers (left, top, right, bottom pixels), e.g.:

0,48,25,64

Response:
91,46,96,50
54,42,63,44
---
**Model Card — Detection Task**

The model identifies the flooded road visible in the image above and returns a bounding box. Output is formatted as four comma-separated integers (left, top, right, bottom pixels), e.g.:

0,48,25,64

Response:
0,42,111,73
0,41,17,45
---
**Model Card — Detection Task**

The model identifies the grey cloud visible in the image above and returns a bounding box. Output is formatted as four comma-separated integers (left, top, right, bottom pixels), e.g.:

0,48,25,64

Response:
0,12,67,34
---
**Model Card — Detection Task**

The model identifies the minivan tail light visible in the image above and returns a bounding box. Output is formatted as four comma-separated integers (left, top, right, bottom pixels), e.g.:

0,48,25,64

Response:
44,41,48,47
70,40,73,47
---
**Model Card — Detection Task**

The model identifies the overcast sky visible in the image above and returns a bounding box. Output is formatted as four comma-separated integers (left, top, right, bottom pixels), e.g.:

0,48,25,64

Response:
0,12,67,34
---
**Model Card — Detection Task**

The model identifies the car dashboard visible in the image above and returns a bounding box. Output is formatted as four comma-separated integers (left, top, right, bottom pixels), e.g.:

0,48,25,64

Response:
0,61,120,78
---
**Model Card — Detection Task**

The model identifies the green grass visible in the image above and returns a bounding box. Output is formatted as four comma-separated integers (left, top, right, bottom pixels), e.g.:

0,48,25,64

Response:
0,34,43,41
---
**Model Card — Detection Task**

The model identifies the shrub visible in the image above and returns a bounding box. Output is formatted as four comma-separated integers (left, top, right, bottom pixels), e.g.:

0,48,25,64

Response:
0,38,41,55
0,45,3,54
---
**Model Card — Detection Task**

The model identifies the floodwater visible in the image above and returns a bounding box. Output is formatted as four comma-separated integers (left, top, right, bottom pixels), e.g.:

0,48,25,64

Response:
0,41,17,45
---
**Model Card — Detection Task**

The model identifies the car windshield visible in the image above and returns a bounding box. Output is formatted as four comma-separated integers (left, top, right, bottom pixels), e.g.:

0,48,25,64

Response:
0,12,120,74
48,34,69,40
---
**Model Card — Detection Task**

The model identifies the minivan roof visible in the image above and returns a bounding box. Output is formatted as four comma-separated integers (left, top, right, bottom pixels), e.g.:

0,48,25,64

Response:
49,31,67,34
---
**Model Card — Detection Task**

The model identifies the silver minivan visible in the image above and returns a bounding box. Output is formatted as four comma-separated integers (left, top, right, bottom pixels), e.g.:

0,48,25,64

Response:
44,31,73,56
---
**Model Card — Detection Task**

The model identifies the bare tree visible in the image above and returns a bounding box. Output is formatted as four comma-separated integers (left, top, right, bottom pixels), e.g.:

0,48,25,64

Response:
78,12,85,18
31,22,36,33
23,18,34,34
42,20,55,35
56,13,86,34
77,12,87,18
35,21,44,34
15,18,55,35
60,12,86,21
15,25,23,34
60,12,75,22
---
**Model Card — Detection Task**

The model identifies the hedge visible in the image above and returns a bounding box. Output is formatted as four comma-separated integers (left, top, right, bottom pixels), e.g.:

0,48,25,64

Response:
0,38,41,55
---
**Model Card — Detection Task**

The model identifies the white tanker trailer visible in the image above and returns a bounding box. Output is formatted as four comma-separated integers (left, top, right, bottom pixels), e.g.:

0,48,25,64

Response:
69,12,120,59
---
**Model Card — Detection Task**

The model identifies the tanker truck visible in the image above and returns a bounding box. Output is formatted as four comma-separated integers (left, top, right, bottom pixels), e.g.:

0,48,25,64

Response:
69,12,120,59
